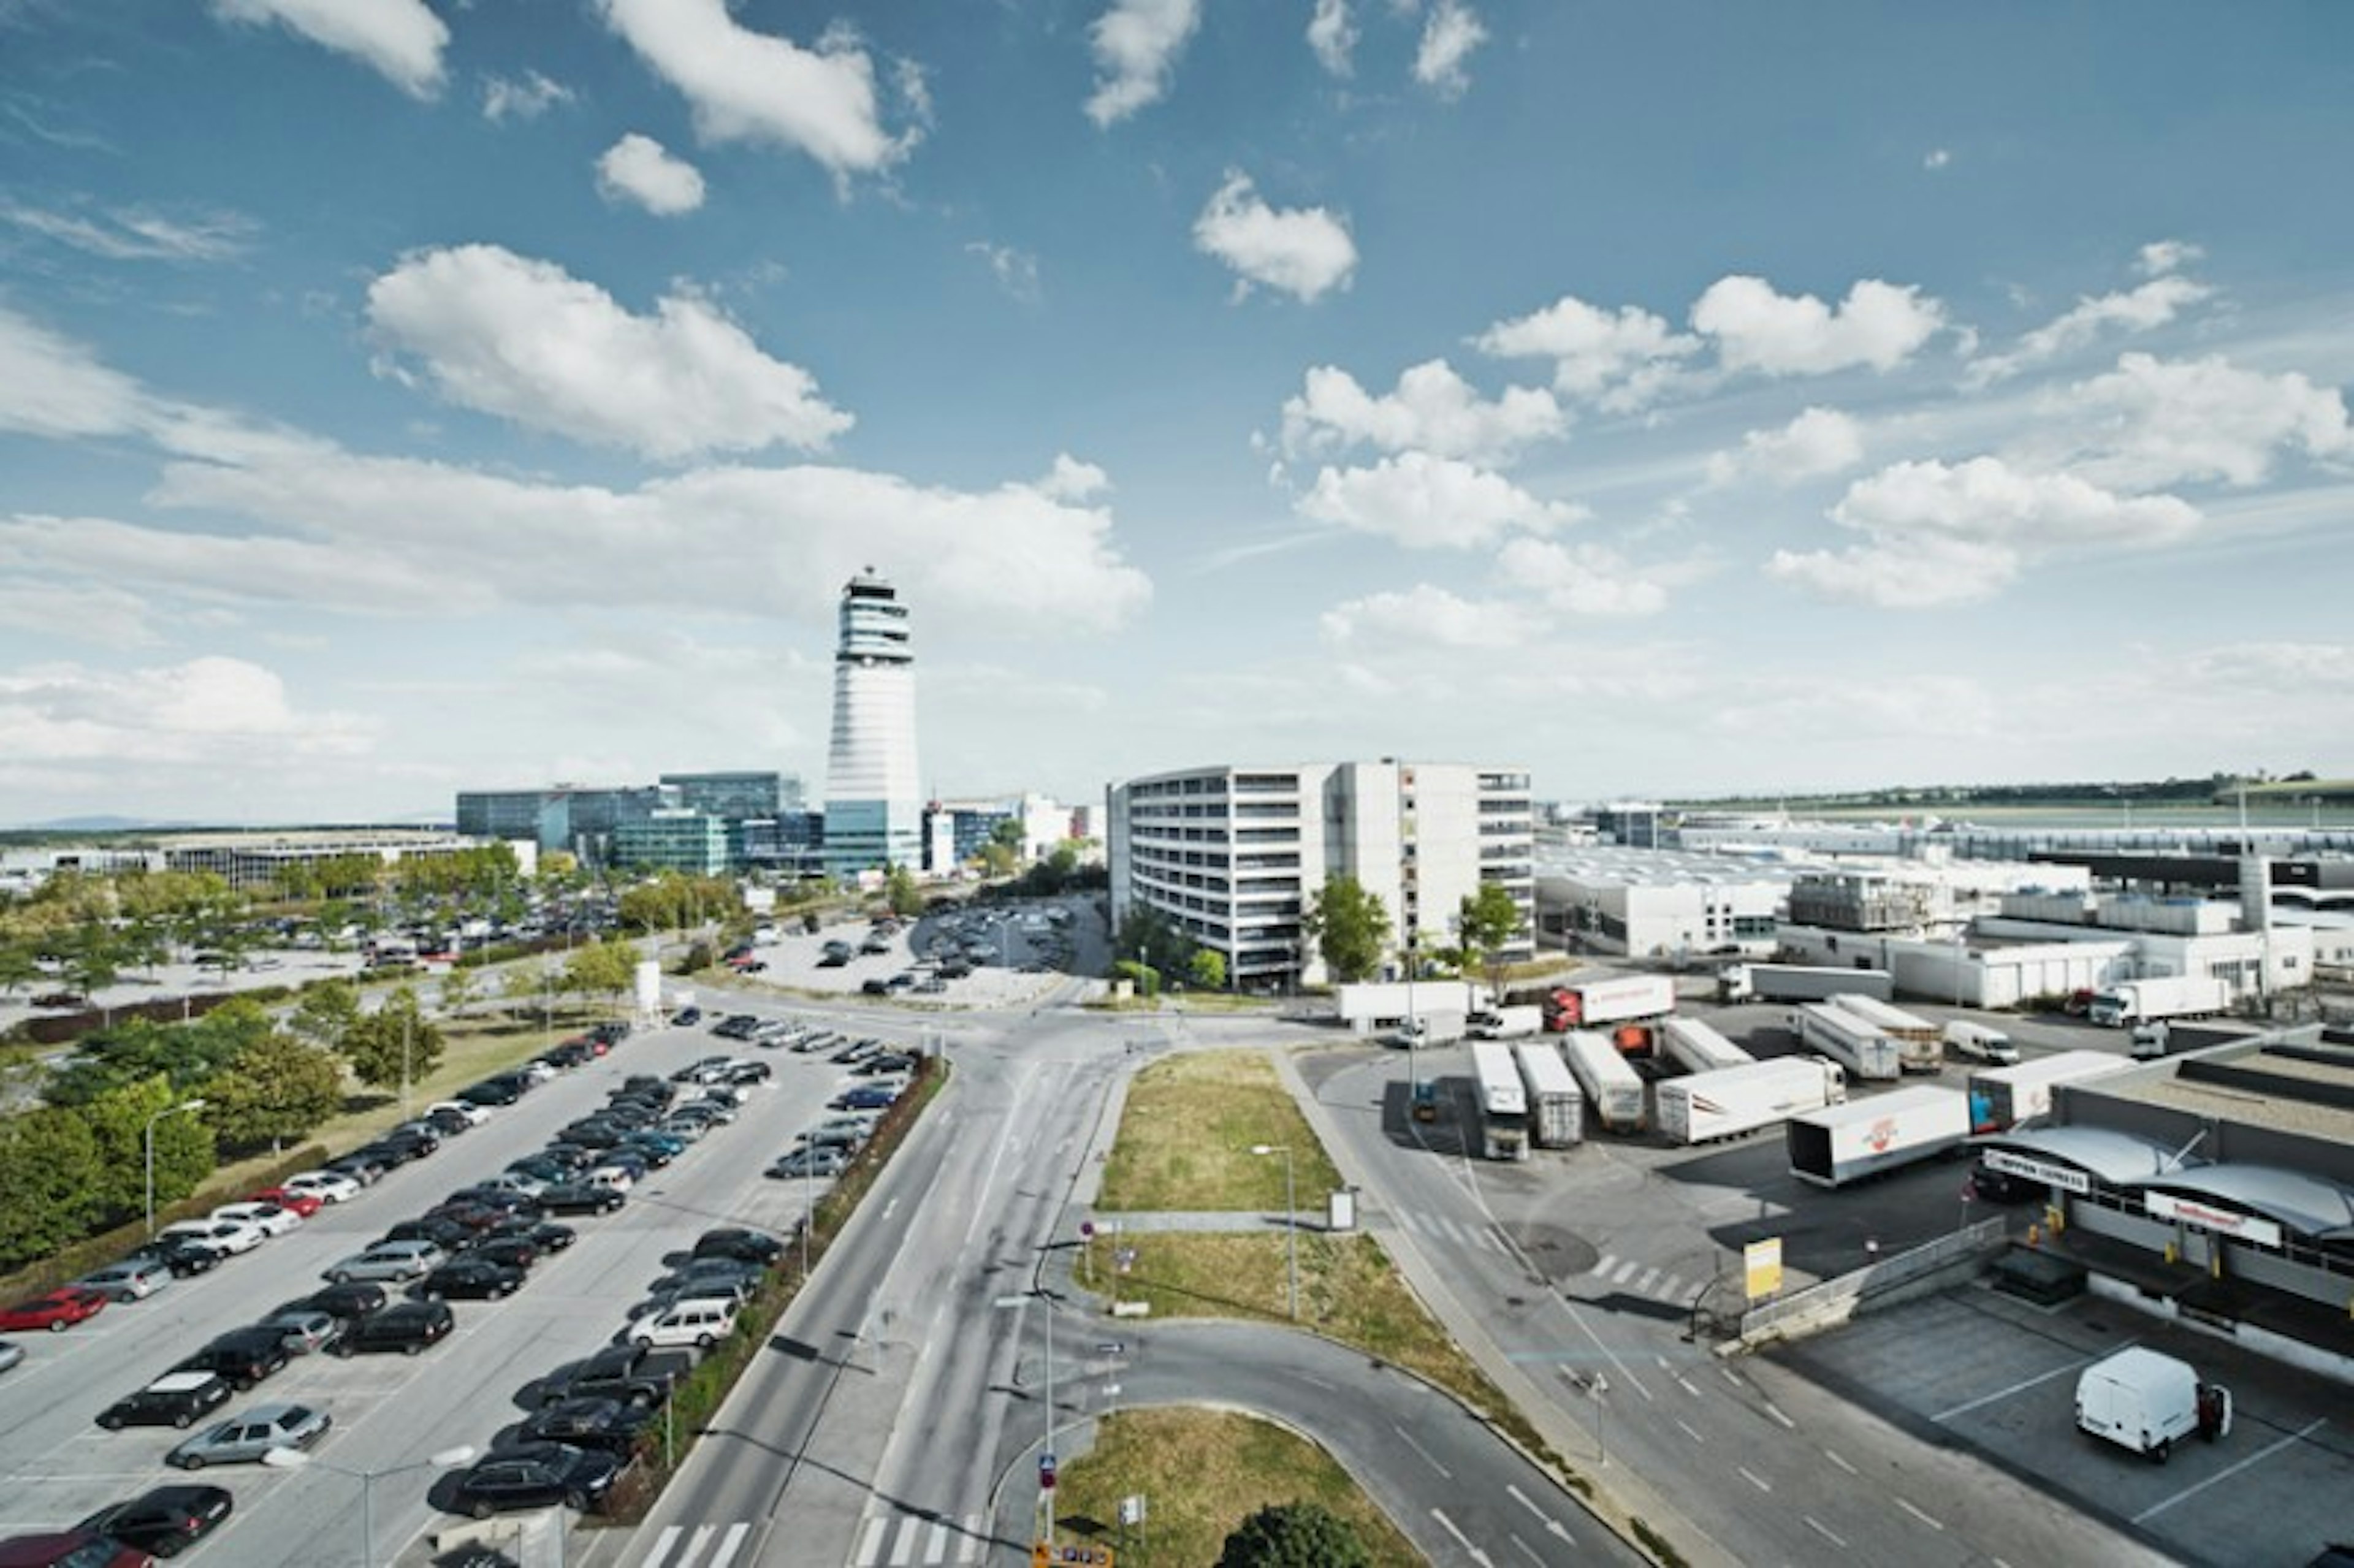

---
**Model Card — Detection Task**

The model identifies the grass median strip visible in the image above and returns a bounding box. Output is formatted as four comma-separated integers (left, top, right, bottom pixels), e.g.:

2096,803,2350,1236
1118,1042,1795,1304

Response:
1095,1051,1341,1211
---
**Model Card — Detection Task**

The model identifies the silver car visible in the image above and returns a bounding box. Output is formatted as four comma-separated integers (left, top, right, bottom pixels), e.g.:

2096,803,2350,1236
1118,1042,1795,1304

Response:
256,1309,345,1357
0,1339,23,1374
166,1401,332,1469
322,1240,444,1284
74,1258,175,1302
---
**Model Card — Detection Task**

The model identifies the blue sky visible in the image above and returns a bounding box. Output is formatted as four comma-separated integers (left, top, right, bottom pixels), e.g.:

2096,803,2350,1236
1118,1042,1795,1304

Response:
2,1,2350,826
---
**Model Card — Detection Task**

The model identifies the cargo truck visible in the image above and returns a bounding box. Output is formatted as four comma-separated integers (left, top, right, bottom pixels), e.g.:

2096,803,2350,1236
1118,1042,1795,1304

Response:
1512,1041,1584,1147
1656,1056,1846,1145
1561,1030,1646,1134
1658,1016,1754,1075
1791,1002,1903,1082
2086,975,2230,1028
2074,1347,2231,1463
1785,1085,1971,1187
1469,1040,1531,1160
1468,1005,1545,1040
1718,964,1894,1005
1967,1049,2130,1132
1827,994,1944,1074
1534,973,1676,1051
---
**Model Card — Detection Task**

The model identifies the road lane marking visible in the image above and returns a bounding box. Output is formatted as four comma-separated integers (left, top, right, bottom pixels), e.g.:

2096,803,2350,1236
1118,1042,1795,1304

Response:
1764,1401,1795,1429
1429,1509,1495,1567
1507,1484,1578,1548
1895,1498,1943,1531
1719,1366,1745,1387
709,1523,750,1566
1931,1348,2119,1423
1676,1418,1705,1444
1675,1374,1704,1398
1824,1448,1856,1475
1395,1423,1453,1479
1509,1534,1546,1565
2133,1418,2329,1523
1738,1466,1772,1492
853,1516,888,1566
1806,1517,1848,1548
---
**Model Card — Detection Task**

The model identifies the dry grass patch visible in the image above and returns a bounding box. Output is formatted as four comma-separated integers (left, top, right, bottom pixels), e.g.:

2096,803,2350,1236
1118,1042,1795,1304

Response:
1095,1052,1339,1211
1053,1407,1419,1567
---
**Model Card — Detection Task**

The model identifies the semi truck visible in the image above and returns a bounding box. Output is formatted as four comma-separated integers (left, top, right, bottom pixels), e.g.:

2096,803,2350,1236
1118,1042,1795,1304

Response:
1468,1004,1545,1040
1469,1040,1531,1161
1561,1030,1647,1134
1967,1049,2131,1132
1785,1085,1973,1187
1522,973,1677,1054
1656,1056,1846,1146
2087,975,2230,1028
1512,1041,1584,1148
1718,964,1894,1005
1658,1016,1754,1075
2074,1347,2231,1463
1827,994,1944,1075
1791,1002,1903,1082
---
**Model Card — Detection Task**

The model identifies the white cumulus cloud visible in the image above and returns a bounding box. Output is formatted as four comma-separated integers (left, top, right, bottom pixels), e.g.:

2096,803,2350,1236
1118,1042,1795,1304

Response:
0,655,371,767
482,70,574,123
1968,273,2212,385
1321,583,1539,650
1308,0,1357,75
1474,294,1699,409
1692,275,1947,377
210,0,448,99
600,0,917,179
1193,172,1357,303
1495,538,1669,617
1705,406,1864,486
1297,452,1583,549
1412,0,1487,99
1280,360,1563,465
1084,0,1202,126
2036,352,2354,490
2138,239,2204,278
364,244,851,460
0,306,154,440
596,134,707,216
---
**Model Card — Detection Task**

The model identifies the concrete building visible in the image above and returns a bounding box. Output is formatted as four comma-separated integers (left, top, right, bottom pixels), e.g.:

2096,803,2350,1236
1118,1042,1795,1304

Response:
1107,759,1534,992
455,784,668,864
823,572,923,879
16,827,523,894
659,771,801,823
613,809,730,877
1534,846,1789,960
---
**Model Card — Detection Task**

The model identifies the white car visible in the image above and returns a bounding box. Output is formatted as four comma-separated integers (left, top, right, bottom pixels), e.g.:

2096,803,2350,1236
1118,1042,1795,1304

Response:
625,1298,737,1350
158,1219,267,1256
282,1171,360,1205
428,1100,492,1127
210,1201,303,1237
585,1164,635,1193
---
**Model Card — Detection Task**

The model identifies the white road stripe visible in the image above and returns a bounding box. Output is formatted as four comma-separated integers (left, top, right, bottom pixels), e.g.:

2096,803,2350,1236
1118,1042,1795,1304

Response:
1896,1498,1943,1531
1806,1516,1848,1548
1738,1466,1772,1492
677,1526,714,1566
924,1518,948,1563
1395,1423,1453,1479
891,1515,924,1562
2133,1418,2330,1523
1676,1418,1705,1444
1609,1258,1639,1285
1932,1347,2118,1423
709,1523,750,1567
1824,1447,1856,1475
962,1515,987,1562
1764,1401,1795,1429
1429,1509,1495,1567
1636,1266,1662,1294
1590,1252,1616,1277
854,1516,889,1566
639,1526,683,1568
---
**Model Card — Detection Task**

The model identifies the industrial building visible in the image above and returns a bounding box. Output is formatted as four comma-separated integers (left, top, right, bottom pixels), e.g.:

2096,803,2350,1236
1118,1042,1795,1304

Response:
822,571,923,880
1107,759,1534,991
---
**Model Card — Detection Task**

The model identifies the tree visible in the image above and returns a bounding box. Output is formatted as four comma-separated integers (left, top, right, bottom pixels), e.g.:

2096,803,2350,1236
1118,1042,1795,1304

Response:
565,936,640,1011
1301,875,1392,984
885,864,923,918
56,924,122,1005
1115,906,1192,980
1189,947,1228,992
81,1076,215,1228
0,943,39,999
202,1033,345,1154
0,1108,104,1271
1217,1502,1371,1568
41,1003,265,1108
341,988,444,1094
436,964,478,1018
1455,881,1525,1000
290,979,361,1054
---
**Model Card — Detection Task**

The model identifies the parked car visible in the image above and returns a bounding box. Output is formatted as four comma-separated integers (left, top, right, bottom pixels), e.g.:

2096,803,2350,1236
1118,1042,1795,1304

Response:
74,1484,233,1559
95,1372,233,1431
768,1147,849,1180
830,1086,900,1113
457,1078,524,1109
154,1219,265,1257
333,1300,455,1357
671,1005,703,1026
126,1236,227,1279
0,1531,153,1566
0,1287,109,1334
721,1060,774,1086
242,1186,324,1219
522,1222,578,1255
452,1442,624,1518
463,1236,542,1273
72,1259,173,1303
538,1185,625,1216
647,1260,761,1302
166,1402,332,1469
0,1341,22,1376
380,1217,473,1252
428,1099,492,1127
277,1282,388,1323
208,1201,302,1238
692,1228,785,1266
323,1241,444,1285
256,1308,347,1357
418,1258,525,1301
516,1396,657,1456
322,1149,392,1186
170,1328,290,1391
539,1344,673,1408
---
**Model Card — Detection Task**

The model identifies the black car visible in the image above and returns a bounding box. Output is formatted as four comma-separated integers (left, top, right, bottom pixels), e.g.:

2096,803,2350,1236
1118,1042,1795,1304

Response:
538,1184,624,1216
280,1281,390,1323
465,1237,541,1272
860,978,892,996
378,1128,441,1162
445,1188,542,1219
555,1121,625,1150
335,1300,455,1357
721,1060,773,1086
648,1260,761,1302
453,1441,623,1518
325,1149,395,1185
515,1396,657,1455
173,1330,291,1391
96,1371,232,1431
75,1483,234,1557
382,1216,474,1252
671,1005,703,1026
129,1235,229,1278
525,1222,578,1255
542,1041,596,1070
543,1344,669,1407
419,1258,525,1301
459,1077,525,1108
692,1228,786,1266
424,1106,477,1137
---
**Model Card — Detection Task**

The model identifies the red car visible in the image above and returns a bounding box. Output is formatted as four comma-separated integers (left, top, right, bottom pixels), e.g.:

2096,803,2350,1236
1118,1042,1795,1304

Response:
245,1187,324,1219
0,1286,109,1334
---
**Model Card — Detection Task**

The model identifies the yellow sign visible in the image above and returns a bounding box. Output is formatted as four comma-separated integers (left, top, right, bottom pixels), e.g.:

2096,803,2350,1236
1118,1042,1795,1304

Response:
1743,1237,1783,1301
1032,1547,1114,1567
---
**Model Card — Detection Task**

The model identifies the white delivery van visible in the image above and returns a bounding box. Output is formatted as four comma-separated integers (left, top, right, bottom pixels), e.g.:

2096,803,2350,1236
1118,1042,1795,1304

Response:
1943,1019,2018,1065
2074,1347,2230,1462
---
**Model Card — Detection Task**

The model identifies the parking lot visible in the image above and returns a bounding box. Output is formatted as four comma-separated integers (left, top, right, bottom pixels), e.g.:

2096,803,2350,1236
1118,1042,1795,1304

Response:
725,896,1107,1010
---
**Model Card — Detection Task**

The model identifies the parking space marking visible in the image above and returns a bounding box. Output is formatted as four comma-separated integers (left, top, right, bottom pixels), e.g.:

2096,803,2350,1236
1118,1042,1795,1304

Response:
2131,1417,2329,1524
1895,1498,1943,1531
1930,1346,2119,1424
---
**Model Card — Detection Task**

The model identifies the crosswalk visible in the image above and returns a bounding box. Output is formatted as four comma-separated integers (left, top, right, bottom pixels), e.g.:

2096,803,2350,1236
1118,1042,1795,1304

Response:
1388,1208,1698,1307
635,1512,991,1567
1392,1206,1511,1253
638,1522,752,1568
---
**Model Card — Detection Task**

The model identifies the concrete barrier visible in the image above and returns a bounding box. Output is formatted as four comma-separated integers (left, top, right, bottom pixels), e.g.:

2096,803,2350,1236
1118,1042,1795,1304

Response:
1737,1219,2008,1349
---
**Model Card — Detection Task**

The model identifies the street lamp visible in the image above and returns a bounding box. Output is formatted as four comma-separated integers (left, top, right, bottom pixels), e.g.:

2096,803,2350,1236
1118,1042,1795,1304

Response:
992,1284,1059,1550
144,1098,207,1236
1250,1143,1298,1321
263,1443,478,1568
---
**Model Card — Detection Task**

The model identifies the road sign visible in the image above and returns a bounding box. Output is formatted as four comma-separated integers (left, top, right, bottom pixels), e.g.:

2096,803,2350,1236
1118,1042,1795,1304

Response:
1040,1453,1057,1490
1096,1341,1125,1356
1079,1220,1095,1239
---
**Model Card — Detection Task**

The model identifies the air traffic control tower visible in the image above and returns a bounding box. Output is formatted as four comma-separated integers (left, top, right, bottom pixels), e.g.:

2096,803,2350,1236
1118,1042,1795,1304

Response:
822,570,923,879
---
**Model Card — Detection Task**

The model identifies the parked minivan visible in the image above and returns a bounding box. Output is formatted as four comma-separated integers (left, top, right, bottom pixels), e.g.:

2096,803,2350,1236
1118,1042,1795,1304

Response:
625,1299,736,1350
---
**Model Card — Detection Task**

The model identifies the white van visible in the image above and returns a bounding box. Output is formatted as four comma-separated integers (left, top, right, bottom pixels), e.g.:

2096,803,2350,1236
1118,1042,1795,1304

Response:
1943,1020,2018,1065
627,1298,737,1350
2075,1347,2230,1462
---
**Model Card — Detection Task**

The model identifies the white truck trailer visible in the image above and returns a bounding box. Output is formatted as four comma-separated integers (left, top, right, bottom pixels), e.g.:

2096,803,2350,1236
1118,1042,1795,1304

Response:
1965,1049,2130,1132
1791,1002,1903,1082
1542,973,1677,1035
1469,1040,1531,1160
1827,994,1943,1074
1785,1085,1971,1187
2086,975,2230,1027
2075,1347,2231,1463
1718,964,1895,1004
1512,1041,1584,1148
1657,1056,1846,1145
1468,1004,1545,1040
1658,1016,1754,1075
1561,1030,1647,1135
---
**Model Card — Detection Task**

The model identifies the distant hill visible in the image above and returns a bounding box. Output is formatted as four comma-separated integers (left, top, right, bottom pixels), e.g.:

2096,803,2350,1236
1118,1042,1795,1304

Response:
13,815,195,834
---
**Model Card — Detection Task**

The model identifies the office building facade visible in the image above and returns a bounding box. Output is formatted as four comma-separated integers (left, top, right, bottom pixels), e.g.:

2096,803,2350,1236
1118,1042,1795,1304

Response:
659,771,801,823
823,572,923,878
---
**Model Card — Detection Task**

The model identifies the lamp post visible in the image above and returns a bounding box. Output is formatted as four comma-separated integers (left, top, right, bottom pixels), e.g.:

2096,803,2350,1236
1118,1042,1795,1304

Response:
262,1442,476,1567
1250,1143,1298,1320
144,1098,206,1236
